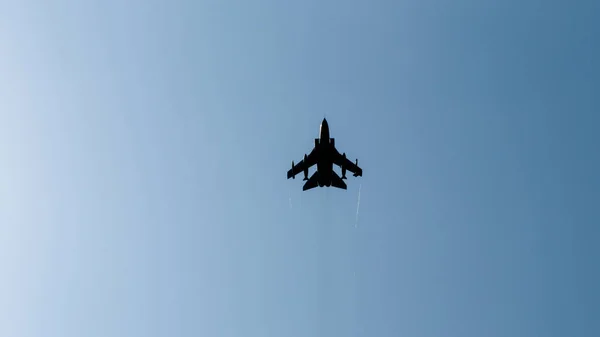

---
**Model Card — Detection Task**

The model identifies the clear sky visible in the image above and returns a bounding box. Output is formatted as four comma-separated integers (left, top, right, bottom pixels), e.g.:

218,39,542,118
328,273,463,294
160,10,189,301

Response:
1,1,599,336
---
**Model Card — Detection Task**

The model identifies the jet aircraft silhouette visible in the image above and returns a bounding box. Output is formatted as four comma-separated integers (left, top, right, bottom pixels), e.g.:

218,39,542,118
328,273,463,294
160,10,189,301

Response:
287,118,362,191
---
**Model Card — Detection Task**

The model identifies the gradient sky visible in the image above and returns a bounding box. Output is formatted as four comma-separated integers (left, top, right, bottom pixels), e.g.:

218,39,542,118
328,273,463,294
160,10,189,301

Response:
1,1,599,336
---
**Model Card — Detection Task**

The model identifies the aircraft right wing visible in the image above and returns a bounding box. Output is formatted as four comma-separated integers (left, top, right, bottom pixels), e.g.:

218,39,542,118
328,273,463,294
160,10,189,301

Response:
287,148,317,179
333,149,363,177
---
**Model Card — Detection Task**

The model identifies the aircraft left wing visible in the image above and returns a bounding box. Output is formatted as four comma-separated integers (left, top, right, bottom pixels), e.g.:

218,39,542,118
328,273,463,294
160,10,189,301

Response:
287,148,317,179
333,149,363,177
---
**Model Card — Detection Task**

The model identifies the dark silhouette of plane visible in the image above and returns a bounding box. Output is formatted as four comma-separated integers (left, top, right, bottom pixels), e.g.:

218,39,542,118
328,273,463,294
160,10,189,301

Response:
287,118,362,191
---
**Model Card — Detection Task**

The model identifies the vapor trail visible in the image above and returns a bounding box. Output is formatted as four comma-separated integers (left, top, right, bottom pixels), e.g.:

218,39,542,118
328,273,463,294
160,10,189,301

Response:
355,184,361,228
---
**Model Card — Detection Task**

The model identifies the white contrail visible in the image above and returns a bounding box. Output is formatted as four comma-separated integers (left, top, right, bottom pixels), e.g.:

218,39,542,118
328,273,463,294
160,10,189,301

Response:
355,184,361,227
289,196,292,209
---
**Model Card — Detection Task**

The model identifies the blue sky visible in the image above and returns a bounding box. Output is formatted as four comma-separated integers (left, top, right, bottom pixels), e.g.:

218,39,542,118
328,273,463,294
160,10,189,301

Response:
1,1,599,336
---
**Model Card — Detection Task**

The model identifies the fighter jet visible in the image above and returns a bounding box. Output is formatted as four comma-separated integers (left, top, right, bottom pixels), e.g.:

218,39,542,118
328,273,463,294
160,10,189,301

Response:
287,118,362,191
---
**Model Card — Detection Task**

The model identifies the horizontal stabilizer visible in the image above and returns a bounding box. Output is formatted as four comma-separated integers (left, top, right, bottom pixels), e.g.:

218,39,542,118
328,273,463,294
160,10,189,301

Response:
303,172,319,191
330,170,347,190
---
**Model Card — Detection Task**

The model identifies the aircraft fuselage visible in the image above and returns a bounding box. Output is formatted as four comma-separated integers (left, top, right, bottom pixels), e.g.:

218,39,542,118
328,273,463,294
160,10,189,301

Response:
315,119,334,187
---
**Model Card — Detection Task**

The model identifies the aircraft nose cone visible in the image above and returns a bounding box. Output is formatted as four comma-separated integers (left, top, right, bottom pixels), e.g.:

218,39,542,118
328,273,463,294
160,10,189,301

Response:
319,118,330,140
